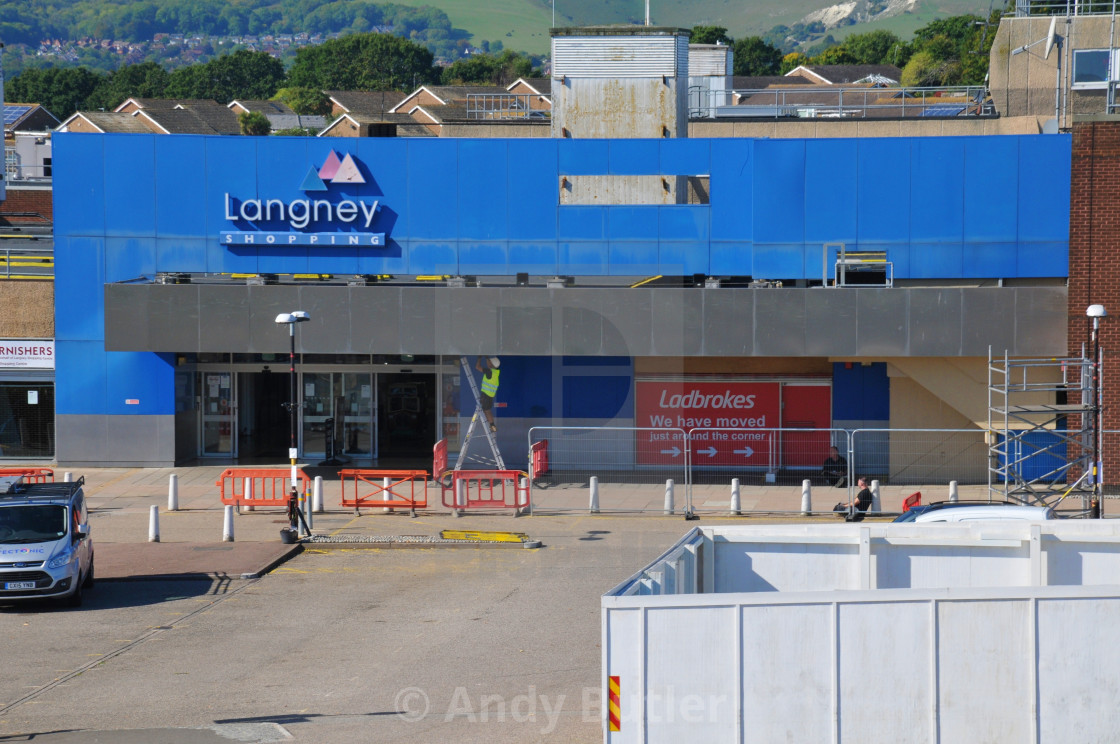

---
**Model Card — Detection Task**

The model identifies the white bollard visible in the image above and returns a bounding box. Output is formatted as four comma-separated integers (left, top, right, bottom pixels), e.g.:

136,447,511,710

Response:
871,479,882,513
730,478,741,516
148,505,160,543
304,490,313,532
589,476,600,514
517,476,528,516
664,479,675,516
949,480,959,503
167,473,179,512
453,478,464,517
63,472,73,483
801,479,812,516
313,476,324,513
222,504,234,542
244,476,254,512
383,476,393,513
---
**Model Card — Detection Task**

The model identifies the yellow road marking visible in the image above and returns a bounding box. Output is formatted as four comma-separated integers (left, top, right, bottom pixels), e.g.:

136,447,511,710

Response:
440,529,528,543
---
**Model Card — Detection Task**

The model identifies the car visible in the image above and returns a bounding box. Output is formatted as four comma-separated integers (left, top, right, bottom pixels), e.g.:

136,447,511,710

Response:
893,500,1054,523
0,475,94,607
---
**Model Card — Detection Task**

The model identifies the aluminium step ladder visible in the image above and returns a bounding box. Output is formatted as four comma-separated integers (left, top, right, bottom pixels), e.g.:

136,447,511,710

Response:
452,356,506,472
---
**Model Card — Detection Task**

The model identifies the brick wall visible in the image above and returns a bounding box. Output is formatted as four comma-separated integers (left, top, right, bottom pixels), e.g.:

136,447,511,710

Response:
1070,120,1120,485
1,186,53,224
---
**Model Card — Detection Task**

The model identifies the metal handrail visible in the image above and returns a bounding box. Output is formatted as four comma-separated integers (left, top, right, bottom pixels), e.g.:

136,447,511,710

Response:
1016,0,1120,16
0,245,54,279
690,84,995,120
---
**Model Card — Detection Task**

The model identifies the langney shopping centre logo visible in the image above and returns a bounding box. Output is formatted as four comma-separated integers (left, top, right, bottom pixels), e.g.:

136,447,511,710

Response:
220,150,386,247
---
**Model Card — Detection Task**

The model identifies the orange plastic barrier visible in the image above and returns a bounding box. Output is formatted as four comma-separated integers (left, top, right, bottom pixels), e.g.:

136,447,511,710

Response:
433,439,449,483
903,491,922,512
340,470,428,513
0,467,54,483
217,468,309,508
530,440,549,478
441,469,529,513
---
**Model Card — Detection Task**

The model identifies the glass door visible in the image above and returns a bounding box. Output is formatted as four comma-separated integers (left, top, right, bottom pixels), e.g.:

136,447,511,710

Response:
200,371,236,456
301,372,332,459
340,372,375,459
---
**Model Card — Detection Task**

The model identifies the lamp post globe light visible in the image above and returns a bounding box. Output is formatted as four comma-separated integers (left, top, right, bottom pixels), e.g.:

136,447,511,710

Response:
275,311,310,533
1087,304,1107,518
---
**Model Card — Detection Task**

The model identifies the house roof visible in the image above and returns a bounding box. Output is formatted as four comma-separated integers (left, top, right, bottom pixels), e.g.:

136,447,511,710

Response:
114,97,220,113
390,85,510,113
137,106,240,135
786,65,902,85
731,76,812,90
268,114,328,131
318,113,435,138
325,90,408,116
228,99,295,116
507,77,552,96
3,103,61,133
58,111,154,134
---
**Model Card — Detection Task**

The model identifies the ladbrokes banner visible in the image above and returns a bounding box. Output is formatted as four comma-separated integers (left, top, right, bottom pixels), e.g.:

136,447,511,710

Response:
635,381,780,465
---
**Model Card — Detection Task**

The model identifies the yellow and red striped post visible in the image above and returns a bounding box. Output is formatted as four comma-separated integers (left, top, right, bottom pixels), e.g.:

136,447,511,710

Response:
608,675,621,732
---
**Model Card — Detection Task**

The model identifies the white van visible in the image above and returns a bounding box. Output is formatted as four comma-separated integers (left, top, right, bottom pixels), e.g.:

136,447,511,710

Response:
913,503,1054,523
0,476,94,607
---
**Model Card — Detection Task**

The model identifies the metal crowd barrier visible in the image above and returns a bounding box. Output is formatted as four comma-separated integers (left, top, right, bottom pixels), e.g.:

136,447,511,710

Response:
0,467,54,483
441,469,528,515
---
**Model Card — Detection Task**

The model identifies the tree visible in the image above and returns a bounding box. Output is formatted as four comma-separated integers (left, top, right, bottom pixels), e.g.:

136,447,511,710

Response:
5,66,106,121
841,30,900,65
779,52,809,76
440,50,533,86
733,37,783,77
691,25,732,45
900,49,961,87
287,32,438,91
272,87,331,116
85,61,170,111
812,45,857,65
166,50,284,102
238,110,272,135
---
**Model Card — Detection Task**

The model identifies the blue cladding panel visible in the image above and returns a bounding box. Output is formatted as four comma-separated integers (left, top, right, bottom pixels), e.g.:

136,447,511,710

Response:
660,139,711,175
204,136,258,244
609,242,658,274
563,375,633,419
832,362,889,420
710,139,753,242
754,140,805,244
507,242,558,274
608,207,659,241
105,135,156,237
155,238,208,273
911,138,964,246
356,138,409,240
559,206,606,240
660,205,710,273
805,139,857,244
56,341,107,415
964,242,1017,276
53,134,106,236
753,243,805,278
1019,135,1071,245
155,137,207,239
558,241,608,275
459,242,510,274
1018,242,1067,278
508,140,558,240
857,139,911,245
559,140,608,175
105,352,174,415
398,242,453,275
710,242,753,275
609,140,660,175
909,241,962,278
965,137,1018,245
407,140,460,240
659,242,706,275
105,237,156,283
54,237,105,342
459,140,509,240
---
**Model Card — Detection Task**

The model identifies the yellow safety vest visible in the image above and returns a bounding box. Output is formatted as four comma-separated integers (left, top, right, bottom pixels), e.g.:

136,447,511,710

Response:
481,368,500,397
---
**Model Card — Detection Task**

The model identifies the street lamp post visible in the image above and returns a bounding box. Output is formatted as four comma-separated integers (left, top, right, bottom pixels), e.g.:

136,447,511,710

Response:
276,311,310,533
1087,304,1107,518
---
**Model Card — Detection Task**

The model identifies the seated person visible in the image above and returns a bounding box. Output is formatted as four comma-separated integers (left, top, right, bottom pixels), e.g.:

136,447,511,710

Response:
834,477,873,521
821,446,847,487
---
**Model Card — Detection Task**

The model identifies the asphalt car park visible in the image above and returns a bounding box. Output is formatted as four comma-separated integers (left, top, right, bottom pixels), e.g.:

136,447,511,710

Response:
0,515,696,744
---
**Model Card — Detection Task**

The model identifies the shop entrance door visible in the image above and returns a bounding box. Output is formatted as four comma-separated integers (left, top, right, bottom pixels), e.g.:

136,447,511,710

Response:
302,372,376,461
237,371,290,460
199,371,236,457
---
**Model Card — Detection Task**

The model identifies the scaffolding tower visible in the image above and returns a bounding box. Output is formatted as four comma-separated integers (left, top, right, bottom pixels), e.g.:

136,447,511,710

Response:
988,348,1096,512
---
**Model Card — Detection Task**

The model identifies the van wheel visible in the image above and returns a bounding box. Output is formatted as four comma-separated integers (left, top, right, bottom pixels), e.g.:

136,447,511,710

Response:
65,575,84,608
82,558,94,589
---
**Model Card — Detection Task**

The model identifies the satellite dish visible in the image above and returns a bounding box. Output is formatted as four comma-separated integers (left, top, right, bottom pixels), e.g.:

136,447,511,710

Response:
1044,16,1057,59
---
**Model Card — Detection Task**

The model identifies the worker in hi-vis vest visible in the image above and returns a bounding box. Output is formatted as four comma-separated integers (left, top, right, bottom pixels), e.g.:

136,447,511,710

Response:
475,356,501,432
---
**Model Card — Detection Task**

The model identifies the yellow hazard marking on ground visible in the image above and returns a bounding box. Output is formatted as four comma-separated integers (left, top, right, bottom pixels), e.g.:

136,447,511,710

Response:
439,529,529,543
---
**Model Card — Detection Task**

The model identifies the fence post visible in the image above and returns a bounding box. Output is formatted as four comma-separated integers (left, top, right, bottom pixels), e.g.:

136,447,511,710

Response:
64,472,73,483
223,504,234,542
453,478,464,518
664,479,675,516
801,479,812,516
517,476,528,517
730,478,741,516
313,475,324,513
871,479,881,513
244,476,254,512
949,480,959,502
383,476,393,513
168,473,179,512
304,487,313,532
148,505,160,543
589,476,600,514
